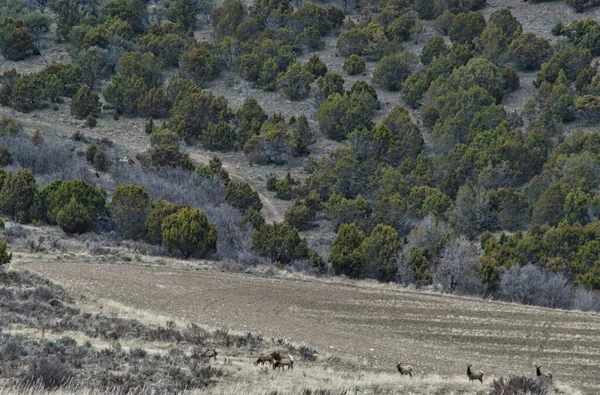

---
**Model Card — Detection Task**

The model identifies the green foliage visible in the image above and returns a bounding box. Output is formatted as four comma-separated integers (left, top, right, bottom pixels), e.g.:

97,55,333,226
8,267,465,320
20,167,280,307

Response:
3,27,35,61
294,2,330,35
70,86,100,119
225,180,262,212
170,90,232,141
149,127,179,147
0,238,12,268
278,61,314,101
285,199,315,230
56,197,90,234
212,0,247,40
0,169,37,223
414,0,435,19
179,43,220,85
446,56,505,102
162,207,218,258
196,156,230,184
343,54,365,75
534,46,592,87
86,113,97,128
110,184,151,240
327,192,370,229
0,115,22,136
329,223,366,278
434,10,455,35
315,73,345,100
488,8,522,39
101,0,147,34
532,182,570,226
575,95,600,123
201,121,236,151
473,22,510,66
40,179,106,225
0,146,13,167
103,52,164,115
316,92,373,141
166,0,199,30
146,200,187,245
363,224,401,282
448,11,486,44
305,54,327,78
251,222,309,264
502,65,520,92
421,36,448,65
372,51,418,91
257,57,279,91
143,144,194,170
243,122,291,164
138,87,171,119
290,114,315,156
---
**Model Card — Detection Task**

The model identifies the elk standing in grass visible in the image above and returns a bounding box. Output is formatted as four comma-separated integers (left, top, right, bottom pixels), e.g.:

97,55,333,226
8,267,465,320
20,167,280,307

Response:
254,351,281,366
273,355,294,370
467,364,484,384
396,363,413,378
535,365,552,384
201,348,217,360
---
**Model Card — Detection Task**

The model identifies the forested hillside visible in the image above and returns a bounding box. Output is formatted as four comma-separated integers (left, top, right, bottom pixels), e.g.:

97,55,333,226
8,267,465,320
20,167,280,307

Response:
2,0,600,312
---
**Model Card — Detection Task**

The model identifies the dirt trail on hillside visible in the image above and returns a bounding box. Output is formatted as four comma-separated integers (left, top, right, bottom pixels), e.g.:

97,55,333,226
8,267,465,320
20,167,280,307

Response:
19,259,600,392
14,118,283,223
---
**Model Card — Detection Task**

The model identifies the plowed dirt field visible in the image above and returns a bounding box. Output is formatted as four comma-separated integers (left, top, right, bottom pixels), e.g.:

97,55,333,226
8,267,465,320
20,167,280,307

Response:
18,259,600,391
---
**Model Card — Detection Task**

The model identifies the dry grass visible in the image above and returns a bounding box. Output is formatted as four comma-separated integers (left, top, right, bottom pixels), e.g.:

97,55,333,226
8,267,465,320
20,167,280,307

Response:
13,253,600,393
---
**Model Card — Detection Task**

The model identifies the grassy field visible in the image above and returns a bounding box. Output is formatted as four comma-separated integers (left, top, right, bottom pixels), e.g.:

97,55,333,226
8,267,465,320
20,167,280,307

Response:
12,254,600,393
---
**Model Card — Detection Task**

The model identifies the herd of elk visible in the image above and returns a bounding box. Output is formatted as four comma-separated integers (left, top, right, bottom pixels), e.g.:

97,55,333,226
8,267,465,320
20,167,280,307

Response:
202,348,554,383
394,362,553,385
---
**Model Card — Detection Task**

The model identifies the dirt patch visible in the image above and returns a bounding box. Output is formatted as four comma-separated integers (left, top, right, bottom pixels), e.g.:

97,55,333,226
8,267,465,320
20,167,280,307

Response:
17,258,600,393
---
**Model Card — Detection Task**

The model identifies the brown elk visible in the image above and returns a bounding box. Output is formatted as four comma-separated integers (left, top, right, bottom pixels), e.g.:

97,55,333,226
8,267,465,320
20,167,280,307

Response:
254,351,281,366
201,348,217,360
273,355,294,370
535,365,553,383
396,363,413,378
467,364,484,384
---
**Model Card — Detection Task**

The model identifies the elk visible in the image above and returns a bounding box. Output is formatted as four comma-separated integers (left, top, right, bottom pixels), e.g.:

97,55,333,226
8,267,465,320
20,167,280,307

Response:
120,156,135,165
535,365,552,383
273,355,294,370
467,364,484,384
201,348,217,360
254,351,281,366
396,363,413,378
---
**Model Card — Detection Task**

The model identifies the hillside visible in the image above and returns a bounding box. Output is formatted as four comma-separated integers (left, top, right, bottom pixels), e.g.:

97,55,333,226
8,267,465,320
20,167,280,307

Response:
3,0,600,392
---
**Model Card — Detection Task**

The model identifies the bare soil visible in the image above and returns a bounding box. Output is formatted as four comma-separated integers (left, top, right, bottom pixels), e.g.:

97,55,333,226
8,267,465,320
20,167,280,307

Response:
17,257,600,392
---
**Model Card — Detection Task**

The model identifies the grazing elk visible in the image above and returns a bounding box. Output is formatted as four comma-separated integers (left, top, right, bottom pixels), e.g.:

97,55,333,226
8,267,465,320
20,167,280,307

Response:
254,351,281,366
535,365,553,383
201,348,217,360
120,156,135,165
273,355,294,370
396,363,413,378
467,364,484,384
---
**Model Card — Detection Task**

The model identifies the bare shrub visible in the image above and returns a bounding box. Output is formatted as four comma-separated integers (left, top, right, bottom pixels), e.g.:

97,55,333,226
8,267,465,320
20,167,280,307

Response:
3,223,27,243
433,235,485,295
21,357,73,388
1,136,93,184
491,375,549,395
572,287,600,312
499,265,572,309
299,345,317,361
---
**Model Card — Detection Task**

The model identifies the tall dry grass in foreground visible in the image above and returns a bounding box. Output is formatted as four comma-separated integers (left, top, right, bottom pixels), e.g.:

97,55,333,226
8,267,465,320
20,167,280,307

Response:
0,367,583,395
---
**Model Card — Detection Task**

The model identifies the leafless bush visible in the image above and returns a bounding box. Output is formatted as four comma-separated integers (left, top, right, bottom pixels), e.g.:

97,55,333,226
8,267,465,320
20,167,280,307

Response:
491,375,548,394
499,265,573,309
1,136,93,184
299,345,317,361
572,287,600,312
395,250,416,285
3,223,28,243
21,357,73,388
433,235,485,295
